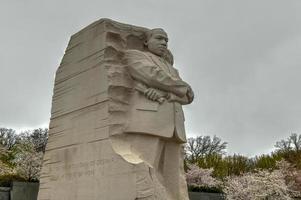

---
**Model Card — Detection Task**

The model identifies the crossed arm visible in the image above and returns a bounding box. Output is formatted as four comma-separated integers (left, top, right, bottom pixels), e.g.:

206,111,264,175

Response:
124,50,194,104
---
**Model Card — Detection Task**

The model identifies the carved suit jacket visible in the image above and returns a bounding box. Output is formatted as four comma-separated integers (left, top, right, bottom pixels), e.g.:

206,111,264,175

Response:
124,49,191,143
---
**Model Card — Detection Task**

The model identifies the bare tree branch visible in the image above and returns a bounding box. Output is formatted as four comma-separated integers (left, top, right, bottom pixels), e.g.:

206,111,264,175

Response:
185,135,227,163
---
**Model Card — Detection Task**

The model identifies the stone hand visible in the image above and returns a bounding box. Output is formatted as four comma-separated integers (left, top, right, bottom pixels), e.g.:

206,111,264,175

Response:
144,88,165,103
186,87,194,103
166,93,188,104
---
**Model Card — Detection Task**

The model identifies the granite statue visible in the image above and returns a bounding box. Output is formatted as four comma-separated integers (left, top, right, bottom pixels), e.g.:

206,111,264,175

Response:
38,19,194,200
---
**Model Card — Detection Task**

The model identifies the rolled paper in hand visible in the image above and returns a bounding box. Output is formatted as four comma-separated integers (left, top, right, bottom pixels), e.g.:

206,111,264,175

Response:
135,82,166,104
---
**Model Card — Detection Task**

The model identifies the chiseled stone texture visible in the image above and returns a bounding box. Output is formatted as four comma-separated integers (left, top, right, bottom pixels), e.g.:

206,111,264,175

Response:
38,19,191,200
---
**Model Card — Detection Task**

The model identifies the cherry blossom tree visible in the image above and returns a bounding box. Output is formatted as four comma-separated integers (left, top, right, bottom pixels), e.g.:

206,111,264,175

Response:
12,141,43,181
0,144,15,176
186,164,222,189
224,160,300,200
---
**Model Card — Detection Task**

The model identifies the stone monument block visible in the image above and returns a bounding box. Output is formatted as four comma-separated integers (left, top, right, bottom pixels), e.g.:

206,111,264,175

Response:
38,18,194,200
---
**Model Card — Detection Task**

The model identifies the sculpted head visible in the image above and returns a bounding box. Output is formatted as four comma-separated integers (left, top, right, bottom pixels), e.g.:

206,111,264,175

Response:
144,28,168,56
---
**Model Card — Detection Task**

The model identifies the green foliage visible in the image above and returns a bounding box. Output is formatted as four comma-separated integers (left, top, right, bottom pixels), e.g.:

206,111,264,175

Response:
186,133,301,180
11,141,44,182
252,152,283,170
223,154,252,176
0,143,15,169
17,128,48,153
196,153,228,178
274,149,301,169
192,153,253,179
0,127,48,182
0,151,15,168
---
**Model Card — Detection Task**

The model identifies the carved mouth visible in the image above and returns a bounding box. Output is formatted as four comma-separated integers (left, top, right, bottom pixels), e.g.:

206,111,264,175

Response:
158,46,167,50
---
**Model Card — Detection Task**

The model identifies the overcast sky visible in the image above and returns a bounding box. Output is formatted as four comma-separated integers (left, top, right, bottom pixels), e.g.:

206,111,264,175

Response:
1,0,301,156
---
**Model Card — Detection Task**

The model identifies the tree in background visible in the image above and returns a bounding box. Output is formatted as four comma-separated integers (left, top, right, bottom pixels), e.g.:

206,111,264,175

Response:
12,141,43,182
223,154,252,176
251,152,284,171
185,135,227,163
0,128,17,168
0,128,17,150
186,163,223,193
185,133,301,178
274,133,301,169
224,160,301,200
18,128,48,153
195,153,227,178
275,133,301,152
195,153,253,179
185,135,235,179
0,143,16,177
0,127,48,183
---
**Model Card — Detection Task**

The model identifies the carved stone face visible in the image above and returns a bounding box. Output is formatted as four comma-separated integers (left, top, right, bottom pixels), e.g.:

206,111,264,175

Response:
145,29,168,56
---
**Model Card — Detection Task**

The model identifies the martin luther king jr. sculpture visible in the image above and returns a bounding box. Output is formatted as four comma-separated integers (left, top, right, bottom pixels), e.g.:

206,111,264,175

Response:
111,27,194,200
38,19,194,200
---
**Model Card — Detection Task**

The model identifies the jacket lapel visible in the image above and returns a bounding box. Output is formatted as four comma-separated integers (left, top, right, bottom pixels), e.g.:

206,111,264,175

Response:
145,52,171,73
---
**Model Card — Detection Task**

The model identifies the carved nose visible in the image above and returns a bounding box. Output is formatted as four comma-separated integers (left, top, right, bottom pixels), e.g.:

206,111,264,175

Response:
160,42,167,48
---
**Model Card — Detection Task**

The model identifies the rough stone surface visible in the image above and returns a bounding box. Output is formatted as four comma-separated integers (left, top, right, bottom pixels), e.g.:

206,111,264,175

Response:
38,18,194,200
